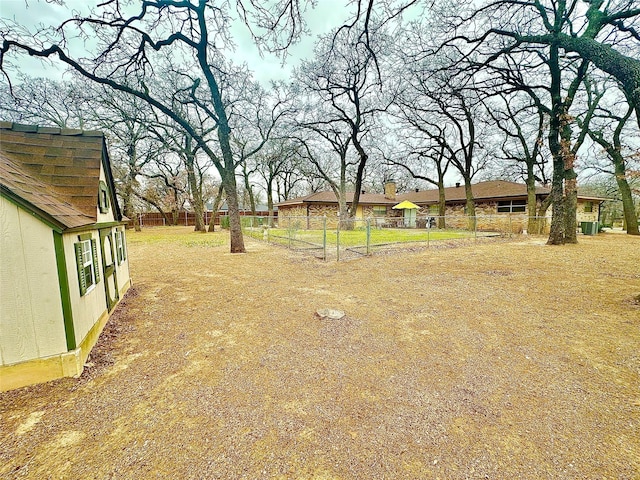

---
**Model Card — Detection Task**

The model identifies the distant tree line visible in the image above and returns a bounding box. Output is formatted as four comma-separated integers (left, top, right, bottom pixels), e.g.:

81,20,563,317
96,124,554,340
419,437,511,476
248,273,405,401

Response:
1,0,638,250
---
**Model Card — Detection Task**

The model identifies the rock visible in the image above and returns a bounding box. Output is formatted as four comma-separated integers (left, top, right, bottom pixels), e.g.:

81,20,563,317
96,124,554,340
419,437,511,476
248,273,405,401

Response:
315,308,346,320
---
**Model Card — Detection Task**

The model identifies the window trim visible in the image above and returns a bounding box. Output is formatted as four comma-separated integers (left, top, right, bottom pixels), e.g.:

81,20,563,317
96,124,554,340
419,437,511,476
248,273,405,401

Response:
497,199,527,213
98,180,110,214
115,230,127,264
75,233,101,296
372,206,387,217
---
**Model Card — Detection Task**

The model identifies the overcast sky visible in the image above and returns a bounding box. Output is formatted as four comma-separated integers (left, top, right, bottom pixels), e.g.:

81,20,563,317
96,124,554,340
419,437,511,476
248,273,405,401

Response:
0,0,354,85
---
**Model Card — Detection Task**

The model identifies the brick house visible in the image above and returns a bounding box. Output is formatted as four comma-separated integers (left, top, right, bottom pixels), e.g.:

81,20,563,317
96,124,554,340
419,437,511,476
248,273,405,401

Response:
276,180,605,232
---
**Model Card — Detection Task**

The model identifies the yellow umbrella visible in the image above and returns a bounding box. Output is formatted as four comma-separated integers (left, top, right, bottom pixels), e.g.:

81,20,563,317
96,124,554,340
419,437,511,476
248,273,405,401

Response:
392,200,419,210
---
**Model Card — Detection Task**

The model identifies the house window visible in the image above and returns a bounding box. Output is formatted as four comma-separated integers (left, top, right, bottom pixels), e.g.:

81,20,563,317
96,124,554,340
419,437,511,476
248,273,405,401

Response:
116,230,127,264
497,200,526,213
373,206,387,217
584,201,593,213
74,235,101,296
98,180,110,214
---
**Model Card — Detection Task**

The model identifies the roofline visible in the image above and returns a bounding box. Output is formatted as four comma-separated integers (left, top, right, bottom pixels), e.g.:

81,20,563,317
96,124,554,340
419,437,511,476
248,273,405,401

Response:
100,141,123,221
1,185,66,233
0,121,104,137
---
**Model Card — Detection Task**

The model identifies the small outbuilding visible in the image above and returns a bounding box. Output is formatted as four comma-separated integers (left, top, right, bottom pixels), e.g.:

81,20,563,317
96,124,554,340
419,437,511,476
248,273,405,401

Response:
0,122,131,391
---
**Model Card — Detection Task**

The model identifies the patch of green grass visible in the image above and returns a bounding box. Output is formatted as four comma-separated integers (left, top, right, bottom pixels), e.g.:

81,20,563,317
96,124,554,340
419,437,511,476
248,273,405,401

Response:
126,227,227,247
251,227,473,247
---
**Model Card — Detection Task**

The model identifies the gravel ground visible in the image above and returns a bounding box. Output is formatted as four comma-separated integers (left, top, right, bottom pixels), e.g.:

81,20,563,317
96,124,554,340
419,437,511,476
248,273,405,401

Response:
1,228,639,479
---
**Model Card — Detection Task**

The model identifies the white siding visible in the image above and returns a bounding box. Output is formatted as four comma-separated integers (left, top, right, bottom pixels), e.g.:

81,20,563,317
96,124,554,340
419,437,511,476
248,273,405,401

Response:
0,197,67,365
63,231,108,347
115,227,131,292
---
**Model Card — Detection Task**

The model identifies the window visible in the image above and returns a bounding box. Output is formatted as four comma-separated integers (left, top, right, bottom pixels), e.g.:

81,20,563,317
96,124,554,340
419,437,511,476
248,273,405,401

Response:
74,235,100,296
584,201,593,213
116,230,127,264
373,206,387,217
497,200,526,213
98,180,110,214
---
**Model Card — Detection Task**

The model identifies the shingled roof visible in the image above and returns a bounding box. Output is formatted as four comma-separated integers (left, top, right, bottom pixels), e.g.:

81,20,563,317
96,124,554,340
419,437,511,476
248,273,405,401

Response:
400,180,552,204
276,180,553,208
276,190,399,207
0,122,116,230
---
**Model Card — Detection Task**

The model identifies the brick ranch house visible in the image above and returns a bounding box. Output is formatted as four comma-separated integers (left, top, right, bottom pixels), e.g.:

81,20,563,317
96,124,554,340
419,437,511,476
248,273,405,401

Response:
275,180,606,232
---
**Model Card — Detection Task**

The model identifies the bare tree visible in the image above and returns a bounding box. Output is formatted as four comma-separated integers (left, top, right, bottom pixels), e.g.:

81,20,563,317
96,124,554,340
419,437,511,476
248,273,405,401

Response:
483,92,552,233
294,25,392,224
1,1,310,253
438,0,640,243
0,76,89,128
251,138,303,222
580,78,640,235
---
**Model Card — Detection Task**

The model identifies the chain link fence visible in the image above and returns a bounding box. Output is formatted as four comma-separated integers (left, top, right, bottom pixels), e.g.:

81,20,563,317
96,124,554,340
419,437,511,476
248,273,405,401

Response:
241,214,551,261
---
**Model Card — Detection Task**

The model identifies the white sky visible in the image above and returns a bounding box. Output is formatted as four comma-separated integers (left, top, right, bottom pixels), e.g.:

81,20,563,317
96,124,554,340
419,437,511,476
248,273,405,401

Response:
0,0,354,85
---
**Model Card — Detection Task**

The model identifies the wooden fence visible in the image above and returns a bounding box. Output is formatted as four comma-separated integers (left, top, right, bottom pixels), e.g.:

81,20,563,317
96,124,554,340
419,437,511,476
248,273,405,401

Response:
128,210,276,228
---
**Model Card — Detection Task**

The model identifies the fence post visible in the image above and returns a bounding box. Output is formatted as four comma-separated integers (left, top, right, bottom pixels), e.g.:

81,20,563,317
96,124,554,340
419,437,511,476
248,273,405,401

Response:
336,218,340,262
508,214,512,238
323,216,327,261
366,218,371,255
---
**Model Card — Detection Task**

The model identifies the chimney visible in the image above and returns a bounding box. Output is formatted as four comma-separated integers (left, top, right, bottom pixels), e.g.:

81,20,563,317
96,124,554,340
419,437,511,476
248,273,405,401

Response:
384,181,396,200
455,182,461,188
361,189,366,194
415,188,419,193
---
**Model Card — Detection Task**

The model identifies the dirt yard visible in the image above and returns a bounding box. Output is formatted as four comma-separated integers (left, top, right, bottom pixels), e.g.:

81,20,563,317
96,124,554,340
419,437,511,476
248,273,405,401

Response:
1,228,639,479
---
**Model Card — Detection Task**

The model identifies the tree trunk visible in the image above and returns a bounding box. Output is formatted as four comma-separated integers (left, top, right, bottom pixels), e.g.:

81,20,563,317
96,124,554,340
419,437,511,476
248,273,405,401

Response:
185,151,206,232
336,181,349,229
561,120,578,243
437,179,446,229
266,178,275,227
525,160,539,234
547,42,567,245
242,170,257,217
123,182,141,231
197,36,245,253
208,187,224,233
564,175,578,243
221,171,245,253
463,177,476,231
613,155,640,235
350,150,368,225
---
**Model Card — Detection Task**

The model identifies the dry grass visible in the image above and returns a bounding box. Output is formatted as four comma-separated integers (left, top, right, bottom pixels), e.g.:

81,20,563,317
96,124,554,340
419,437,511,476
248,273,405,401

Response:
1,228,639,479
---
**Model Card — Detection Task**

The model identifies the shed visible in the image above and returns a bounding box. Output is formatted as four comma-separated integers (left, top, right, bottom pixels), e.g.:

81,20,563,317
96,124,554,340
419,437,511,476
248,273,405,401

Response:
0,122,132,391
